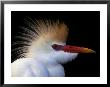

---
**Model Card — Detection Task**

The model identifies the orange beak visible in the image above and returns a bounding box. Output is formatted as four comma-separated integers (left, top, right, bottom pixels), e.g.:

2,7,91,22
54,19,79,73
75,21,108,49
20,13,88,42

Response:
52,44,95,53
62,45,95,53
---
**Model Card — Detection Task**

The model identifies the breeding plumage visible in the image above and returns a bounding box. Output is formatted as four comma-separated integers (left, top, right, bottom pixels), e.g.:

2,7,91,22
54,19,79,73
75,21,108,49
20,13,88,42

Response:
11,19,95,77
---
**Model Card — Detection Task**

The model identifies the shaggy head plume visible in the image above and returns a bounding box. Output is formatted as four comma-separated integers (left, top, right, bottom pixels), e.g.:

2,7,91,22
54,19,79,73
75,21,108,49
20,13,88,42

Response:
12,18,69,61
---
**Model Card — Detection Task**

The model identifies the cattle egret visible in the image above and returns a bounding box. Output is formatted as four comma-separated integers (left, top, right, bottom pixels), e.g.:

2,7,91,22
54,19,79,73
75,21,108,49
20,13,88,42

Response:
11,19,95,77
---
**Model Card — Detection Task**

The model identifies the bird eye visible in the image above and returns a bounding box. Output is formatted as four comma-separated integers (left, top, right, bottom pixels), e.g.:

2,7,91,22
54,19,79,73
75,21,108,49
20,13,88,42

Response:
52,44,58,49
51,44,63,51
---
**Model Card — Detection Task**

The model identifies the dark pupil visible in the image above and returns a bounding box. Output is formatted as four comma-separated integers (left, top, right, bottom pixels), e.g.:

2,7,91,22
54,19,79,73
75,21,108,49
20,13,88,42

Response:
52,44,63,51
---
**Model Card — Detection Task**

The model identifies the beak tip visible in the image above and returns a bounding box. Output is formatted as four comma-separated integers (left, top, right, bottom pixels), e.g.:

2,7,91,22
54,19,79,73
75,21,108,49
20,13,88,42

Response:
91,50,96,53
83,48,96,53
88,49,96,53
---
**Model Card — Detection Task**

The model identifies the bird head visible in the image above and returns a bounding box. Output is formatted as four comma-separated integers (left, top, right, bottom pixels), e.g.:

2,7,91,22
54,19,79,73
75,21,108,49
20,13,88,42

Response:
21,19,95,64
12,19,95,64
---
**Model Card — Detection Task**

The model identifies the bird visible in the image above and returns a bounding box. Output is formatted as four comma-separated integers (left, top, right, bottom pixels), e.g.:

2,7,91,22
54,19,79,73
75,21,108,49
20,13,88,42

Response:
11,19,95,77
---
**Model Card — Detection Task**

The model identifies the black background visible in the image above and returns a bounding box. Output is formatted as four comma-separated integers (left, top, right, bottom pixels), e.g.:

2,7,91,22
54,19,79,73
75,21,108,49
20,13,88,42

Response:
11,11,100,77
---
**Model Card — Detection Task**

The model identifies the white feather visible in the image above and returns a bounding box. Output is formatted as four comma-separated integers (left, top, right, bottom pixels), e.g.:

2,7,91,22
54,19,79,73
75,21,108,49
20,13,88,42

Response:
11,19,79,77
11,51,78,77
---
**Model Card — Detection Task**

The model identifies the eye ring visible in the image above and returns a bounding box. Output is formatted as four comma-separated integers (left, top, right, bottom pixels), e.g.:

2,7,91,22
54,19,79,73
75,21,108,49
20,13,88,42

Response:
51,44,63,51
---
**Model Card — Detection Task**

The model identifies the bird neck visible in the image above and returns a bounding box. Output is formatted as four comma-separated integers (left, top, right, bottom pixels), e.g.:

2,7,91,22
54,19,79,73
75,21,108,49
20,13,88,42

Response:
32,54,58,66
31,54,65,77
